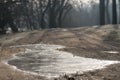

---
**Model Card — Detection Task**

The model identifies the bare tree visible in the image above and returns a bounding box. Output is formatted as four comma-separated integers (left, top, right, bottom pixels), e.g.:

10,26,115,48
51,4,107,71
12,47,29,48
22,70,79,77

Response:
38,0,49,29
48,0,72,28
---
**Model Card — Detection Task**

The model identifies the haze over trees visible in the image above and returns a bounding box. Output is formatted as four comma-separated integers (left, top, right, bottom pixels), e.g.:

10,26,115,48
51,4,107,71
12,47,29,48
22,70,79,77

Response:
0,0,120,34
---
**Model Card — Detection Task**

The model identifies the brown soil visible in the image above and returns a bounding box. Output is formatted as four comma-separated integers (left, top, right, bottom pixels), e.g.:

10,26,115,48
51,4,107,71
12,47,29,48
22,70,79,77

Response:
0,25,120,80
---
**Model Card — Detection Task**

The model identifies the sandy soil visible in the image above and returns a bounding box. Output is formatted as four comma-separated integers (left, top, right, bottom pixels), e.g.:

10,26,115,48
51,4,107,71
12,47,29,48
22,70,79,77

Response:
0,25,120,80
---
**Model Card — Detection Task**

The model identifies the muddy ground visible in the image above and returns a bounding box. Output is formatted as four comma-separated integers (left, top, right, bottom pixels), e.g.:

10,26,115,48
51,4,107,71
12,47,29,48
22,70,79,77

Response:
0,25,120,80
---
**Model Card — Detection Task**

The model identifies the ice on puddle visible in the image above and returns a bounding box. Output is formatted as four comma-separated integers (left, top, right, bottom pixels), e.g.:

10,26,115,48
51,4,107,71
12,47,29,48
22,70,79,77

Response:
6,44,120,78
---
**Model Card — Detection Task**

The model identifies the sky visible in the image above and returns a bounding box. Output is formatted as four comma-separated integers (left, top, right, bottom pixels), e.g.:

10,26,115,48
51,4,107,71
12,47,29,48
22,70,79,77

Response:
72,0,99,5
78,0,99,3
71,0,99,8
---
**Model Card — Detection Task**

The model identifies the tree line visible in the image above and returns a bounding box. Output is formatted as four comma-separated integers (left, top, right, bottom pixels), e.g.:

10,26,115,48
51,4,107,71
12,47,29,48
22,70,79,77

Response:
0,0,72,34
0,0,119,34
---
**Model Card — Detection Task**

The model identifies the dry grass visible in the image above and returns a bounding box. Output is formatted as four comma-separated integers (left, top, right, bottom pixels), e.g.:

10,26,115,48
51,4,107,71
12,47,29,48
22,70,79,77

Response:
0,47,48,80
0,64,47,80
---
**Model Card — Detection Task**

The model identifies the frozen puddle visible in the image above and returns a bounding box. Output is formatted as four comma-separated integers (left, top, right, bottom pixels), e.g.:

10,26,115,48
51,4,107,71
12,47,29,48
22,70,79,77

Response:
5,44,119,78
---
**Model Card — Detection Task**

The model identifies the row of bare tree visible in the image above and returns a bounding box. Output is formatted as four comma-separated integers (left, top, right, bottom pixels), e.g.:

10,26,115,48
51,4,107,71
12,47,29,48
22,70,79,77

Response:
0,0,120,34
0,0,72,33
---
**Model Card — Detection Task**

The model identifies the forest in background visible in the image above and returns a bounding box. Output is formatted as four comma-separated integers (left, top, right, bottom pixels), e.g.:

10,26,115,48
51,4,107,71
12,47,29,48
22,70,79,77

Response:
0,0,119,33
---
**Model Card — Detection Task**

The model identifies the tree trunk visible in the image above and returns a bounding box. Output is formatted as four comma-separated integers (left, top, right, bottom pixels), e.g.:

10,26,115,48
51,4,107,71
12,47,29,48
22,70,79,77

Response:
49,2,57,28
106,0,110,24
58,10,63,27
112,0,117,24
99,0,105,25
40,13,46,29
49,12,57,28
